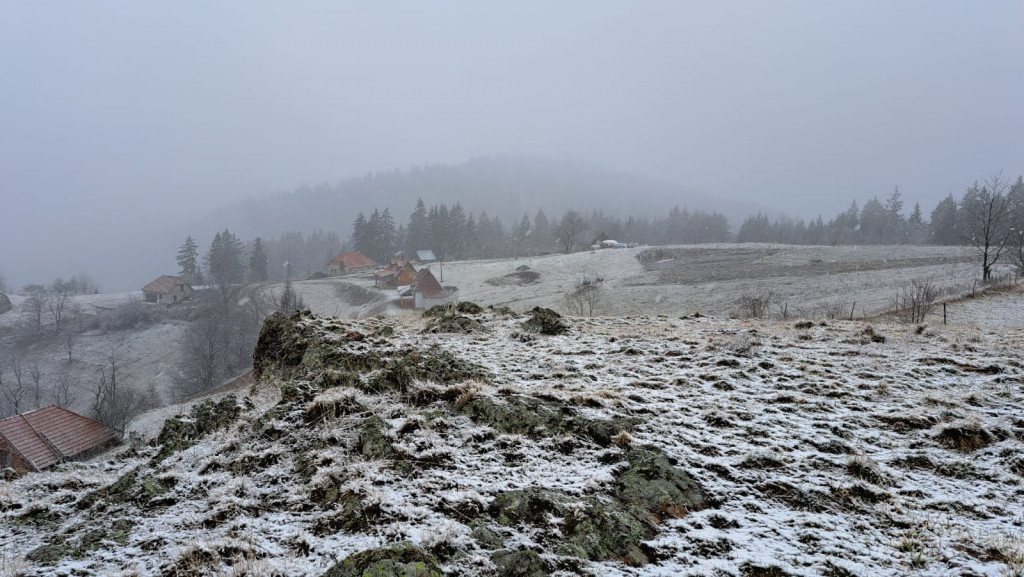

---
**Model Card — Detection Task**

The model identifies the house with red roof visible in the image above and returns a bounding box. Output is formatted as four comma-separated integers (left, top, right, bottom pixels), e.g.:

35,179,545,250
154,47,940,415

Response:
408,268,446,309
0,406,119,474
327,251,378,276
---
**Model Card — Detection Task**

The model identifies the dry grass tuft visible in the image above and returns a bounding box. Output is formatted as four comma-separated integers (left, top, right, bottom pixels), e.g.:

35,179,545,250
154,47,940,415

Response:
936,418,996,452
846,454,888,485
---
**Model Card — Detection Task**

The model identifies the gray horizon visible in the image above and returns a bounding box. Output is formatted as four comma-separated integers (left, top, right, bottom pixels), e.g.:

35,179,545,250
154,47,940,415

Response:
2,1,1022,290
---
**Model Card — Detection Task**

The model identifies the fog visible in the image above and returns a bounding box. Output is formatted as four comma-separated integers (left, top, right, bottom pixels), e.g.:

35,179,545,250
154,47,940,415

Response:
2,1,1022,290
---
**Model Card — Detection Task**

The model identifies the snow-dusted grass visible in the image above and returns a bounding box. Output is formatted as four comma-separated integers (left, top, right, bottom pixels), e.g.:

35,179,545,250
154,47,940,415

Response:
0,297,187,415
4,306,1023,575
280,244,1016,327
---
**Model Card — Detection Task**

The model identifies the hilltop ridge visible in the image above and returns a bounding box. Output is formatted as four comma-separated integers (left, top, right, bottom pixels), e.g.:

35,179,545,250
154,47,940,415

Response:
3,303,1024,575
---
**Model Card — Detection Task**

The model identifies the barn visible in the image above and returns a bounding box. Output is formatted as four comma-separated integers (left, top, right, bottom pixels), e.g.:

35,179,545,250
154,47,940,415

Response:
412,268,446,309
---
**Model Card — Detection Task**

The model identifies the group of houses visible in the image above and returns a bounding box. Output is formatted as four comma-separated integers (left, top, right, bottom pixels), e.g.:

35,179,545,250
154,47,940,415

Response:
140,249,450,311
334,250,448,310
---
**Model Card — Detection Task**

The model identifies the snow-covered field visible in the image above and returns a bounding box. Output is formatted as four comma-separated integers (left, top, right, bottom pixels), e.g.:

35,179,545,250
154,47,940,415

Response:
3,303,1023,575
3,244,1023,576
292,244,1014,326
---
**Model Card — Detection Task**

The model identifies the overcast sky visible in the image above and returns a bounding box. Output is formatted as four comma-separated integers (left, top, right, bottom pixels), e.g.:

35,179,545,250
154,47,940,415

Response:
1,1,1022,289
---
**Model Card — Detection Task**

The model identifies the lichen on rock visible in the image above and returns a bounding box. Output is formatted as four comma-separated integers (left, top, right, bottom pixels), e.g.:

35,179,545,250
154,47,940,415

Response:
321,543,442,577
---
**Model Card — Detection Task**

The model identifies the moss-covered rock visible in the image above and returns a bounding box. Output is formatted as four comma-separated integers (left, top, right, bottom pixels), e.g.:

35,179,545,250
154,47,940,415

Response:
458,393,635,447
253,311,314,378
614,445,709,517
470,526,505,550
456,301,484,315
488,488,655,565
491,549,549,577
522,307,568,335
25,519,134,565
423,314,487,334
368,348,489,393
321,543,442,577
153,395,242,461
359,416,393,460
311,489,381,535
25,542,68,565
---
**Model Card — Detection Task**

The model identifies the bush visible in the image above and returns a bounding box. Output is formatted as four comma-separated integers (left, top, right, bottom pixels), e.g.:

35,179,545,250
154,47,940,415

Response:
893,278,938,323
93,301,158,332
736,290,775,319
563,280,603,317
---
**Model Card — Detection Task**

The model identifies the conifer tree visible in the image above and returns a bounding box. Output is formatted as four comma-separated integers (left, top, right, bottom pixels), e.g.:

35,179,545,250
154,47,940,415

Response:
176,236,200,284
249,237,268,282
205,229,245,286
406,198,429,256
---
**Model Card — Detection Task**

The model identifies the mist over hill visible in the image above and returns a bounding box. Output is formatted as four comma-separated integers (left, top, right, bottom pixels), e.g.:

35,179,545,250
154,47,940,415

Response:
194,156,770,243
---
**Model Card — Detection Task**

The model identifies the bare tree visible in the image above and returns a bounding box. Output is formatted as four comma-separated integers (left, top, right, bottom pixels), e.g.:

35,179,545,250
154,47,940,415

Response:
52,373,75,408
563,279,604,317
67,273,98,295
27,360,43,410
736,290,776,319
46,279,71,334
960,173,1017,283
2,356,27,416
92,348,141,437
557,211,586,254
173,311,225,399
21,284,47,333
67,301,85,333
1009,176,1024,275
0,353,5,415
62,327,76,362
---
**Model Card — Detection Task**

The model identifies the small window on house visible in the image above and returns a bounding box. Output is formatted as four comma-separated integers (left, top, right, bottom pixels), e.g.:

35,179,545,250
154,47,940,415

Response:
0,449,11,468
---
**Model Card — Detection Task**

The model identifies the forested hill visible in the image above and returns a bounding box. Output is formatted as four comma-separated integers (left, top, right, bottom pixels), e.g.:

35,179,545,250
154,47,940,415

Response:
194,156,767,242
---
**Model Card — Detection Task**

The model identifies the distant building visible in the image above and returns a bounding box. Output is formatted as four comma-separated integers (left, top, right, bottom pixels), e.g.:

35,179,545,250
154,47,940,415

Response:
328,252,377,276
411,268,446,309
375,259,417,288
415,250,438,264
141,275,193,304
0,406,119,474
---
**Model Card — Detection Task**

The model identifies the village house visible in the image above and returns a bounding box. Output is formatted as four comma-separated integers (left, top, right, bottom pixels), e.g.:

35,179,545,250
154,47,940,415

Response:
374,258,417,288
0,406,119,474
141,275,193,303
327,251,377,276
400,268,446,309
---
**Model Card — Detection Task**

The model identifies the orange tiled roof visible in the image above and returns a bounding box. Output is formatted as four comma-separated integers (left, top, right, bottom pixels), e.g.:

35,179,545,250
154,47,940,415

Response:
329,252,377,269
0,406,118,471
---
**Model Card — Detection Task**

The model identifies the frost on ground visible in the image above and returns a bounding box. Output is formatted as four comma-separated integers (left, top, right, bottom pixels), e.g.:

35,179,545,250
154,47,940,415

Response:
3,304,1024,576
297,244,987,322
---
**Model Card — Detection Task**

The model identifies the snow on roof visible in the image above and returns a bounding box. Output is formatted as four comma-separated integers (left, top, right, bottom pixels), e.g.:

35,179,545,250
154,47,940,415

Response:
141,275,190,295
0,405,117,471
416,250,437,262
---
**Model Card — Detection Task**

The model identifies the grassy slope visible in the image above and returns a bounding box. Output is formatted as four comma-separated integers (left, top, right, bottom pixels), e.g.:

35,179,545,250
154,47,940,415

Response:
3,305,1023,576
